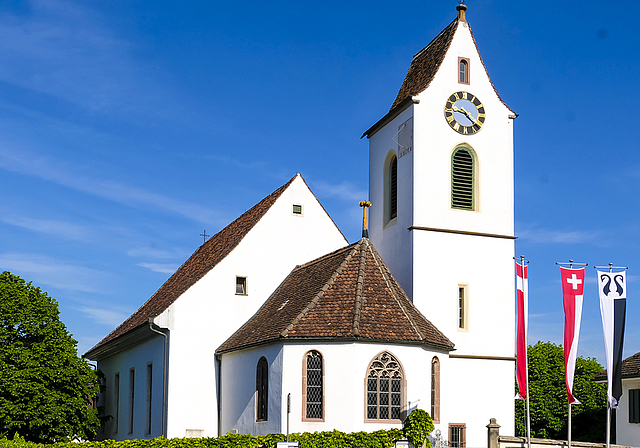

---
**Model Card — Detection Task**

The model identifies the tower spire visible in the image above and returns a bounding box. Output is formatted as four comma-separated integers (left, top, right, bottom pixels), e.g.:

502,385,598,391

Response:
359,201,372,239
457,0,467,22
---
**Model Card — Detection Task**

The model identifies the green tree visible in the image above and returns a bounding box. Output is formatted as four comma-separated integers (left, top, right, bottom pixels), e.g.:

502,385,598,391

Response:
0,271,101,442
515,341,607,442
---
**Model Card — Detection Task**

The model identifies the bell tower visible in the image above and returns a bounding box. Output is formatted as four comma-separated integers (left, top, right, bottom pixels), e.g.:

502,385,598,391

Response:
362,3,516,444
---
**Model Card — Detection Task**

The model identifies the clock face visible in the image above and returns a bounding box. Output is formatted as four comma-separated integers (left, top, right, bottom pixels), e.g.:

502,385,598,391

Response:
444,91,485,135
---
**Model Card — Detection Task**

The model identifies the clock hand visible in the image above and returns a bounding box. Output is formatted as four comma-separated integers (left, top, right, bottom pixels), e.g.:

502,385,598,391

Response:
454,106,478,125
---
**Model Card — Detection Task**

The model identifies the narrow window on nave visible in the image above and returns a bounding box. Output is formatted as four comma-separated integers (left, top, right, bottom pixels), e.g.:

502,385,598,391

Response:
449,423,466,447
384,152,398,226
457,285,468,330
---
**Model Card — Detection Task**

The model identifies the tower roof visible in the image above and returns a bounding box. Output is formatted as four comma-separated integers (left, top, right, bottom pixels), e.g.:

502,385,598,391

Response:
216,238,454,354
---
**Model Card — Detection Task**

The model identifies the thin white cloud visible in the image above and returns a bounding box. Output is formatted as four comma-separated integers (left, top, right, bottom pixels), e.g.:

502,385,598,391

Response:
516,223,602,245
77,306,129,327
127,247,187,259
311,179,367,202
0,253,109,293
137,263,179,274
0,212,94,242
0,147,223,225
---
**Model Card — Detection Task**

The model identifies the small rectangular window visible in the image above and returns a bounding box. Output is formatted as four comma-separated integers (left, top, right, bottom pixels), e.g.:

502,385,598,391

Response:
236,276,247,295
458,286,468,330
114,373,120,434
292,204,303,215
128,368,135,434
146,363,153,435
449,423,466,447
458,57,470,84
630,389,640,423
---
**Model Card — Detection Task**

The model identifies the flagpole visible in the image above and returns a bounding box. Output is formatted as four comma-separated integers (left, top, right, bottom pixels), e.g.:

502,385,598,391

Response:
594,262,628,448
556,259,587,448
520,255,531,448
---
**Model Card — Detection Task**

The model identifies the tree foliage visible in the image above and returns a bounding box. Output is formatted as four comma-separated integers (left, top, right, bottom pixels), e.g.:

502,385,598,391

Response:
515,341,607,442
403,409,434,448
0,271,101,443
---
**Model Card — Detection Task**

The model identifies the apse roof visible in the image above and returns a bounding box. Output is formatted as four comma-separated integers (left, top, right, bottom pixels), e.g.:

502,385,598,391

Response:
216,238,454,354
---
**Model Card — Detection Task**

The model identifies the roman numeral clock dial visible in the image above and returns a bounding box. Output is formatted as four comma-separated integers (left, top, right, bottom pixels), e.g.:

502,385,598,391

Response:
444,91,486,135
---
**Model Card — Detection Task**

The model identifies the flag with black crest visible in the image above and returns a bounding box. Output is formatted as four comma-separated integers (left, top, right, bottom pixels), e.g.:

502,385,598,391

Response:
598,270,627,408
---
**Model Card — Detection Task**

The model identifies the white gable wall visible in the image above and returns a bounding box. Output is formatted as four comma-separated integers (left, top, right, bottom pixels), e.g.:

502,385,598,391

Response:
161,175,347,438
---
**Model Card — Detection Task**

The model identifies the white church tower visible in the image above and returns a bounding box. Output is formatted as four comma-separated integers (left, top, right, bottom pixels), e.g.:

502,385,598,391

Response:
363,3,517,444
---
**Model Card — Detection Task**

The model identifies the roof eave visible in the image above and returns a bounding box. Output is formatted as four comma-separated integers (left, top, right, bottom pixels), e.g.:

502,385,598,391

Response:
216,335,454,356
84,320,168,361
361,97,419,140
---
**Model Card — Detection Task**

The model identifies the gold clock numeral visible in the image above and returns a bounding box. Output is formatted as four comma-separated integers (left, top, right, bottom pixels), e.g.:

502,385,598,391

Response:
453,122,460,131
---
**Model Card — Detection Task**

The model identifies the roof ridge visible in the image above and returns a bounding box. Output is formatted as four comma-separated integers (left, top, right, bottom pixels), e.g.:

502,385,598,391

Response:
352,239,368,337
368,242,424,340
411,17,458,61
280,240,362,338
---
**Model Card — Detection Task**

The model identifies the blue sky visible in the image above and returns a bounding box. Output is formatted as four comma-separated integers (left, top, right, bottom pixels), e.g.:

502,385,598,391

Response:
0,0,638,368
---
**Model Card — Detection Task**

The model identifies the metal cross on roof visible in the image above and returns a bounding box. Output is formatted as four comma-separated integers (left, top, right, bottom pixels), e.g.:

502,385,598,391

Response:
200,230,210,244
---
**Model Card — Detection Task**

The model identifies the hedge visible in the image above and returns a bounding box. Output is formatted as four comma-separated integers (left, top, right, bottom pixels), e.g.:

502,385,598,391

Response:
0,429,405,448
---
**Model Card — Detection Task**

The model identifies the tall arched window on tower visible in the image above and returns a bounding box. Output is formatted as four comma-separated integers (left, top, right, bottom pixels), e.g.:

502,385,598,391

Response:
256,357,268,421
303,350,324,421
451,147,475,210
431,357,440,423
365,351,405,422
384,152,398,225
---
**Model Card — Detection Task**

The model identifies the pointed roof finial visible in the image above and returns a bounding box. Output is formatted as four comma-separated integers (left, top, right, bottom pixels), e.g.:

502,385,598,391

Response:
457,0,467,22
359,200,372,239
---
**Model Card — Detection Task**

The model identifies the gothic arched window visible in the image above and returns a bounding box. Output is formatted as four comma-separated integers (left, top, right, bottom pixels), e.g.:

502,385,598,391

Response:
256,357,268,421
431,357,440,423
303,350,324,421
451,147,475,210
384,152,398,225
366,351,404,421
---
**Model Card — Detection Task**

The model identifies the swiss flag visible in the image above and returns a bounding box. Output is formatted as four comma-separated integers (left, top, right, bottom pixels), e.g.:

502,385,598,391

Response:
560,267,585,405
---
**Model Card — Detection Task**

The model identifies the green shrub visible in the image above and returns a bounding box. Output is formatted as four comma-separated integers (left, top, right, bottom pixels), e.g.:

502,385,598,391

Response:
402,409,434,448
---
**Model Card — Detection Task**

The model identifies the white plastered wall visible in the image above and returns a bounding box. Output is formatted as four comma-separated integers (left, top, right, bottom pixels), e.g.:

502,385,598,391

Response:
617,378,640,447
97,336,165,441
159,175,348,438
239,341,450,435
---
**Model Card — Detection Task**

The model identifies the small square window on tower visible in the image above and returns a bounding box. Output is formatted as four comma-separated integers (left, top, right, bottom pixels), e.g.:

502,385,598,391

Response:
458,57,470,84
292,204,304,216
235,276,247,295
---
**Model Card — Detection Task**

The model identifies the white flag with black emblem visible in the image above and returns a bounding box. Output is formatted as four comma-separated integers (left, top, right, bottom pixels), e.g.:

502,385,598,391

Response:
598,270,627,408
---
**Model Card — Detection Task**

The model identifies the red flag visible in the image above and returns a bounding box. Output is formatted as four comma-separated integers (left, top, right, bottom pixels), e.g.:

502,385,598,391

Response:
516,262,528,399
560,267,584,405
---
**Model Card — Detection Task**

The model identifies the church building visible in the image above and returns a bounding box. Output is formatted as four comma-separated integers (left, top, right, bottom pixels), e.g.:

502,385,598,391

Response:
85,4,516,447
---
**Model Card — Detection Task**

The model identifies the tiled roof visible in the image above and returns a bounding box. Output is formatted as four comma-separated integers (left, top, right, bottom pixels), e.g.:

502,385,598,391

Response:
390,18,459,110
86,174,300,356
216,239,454,354
594,351,640,381
390,16,514,115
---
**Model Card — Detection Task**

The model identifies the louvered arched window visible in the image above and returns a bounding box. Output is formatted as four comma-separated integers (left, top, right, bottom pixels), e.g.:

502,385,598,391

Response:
303,350,324,421
366,351,405,421
256,357,268,421
451,147,475,210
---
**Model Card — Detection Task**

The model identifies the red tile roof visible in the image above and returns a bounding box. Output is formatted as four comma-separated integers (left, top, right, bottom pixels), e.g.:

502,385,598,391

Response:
86,174,301,357
594,351,640,381
216,239,454,354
